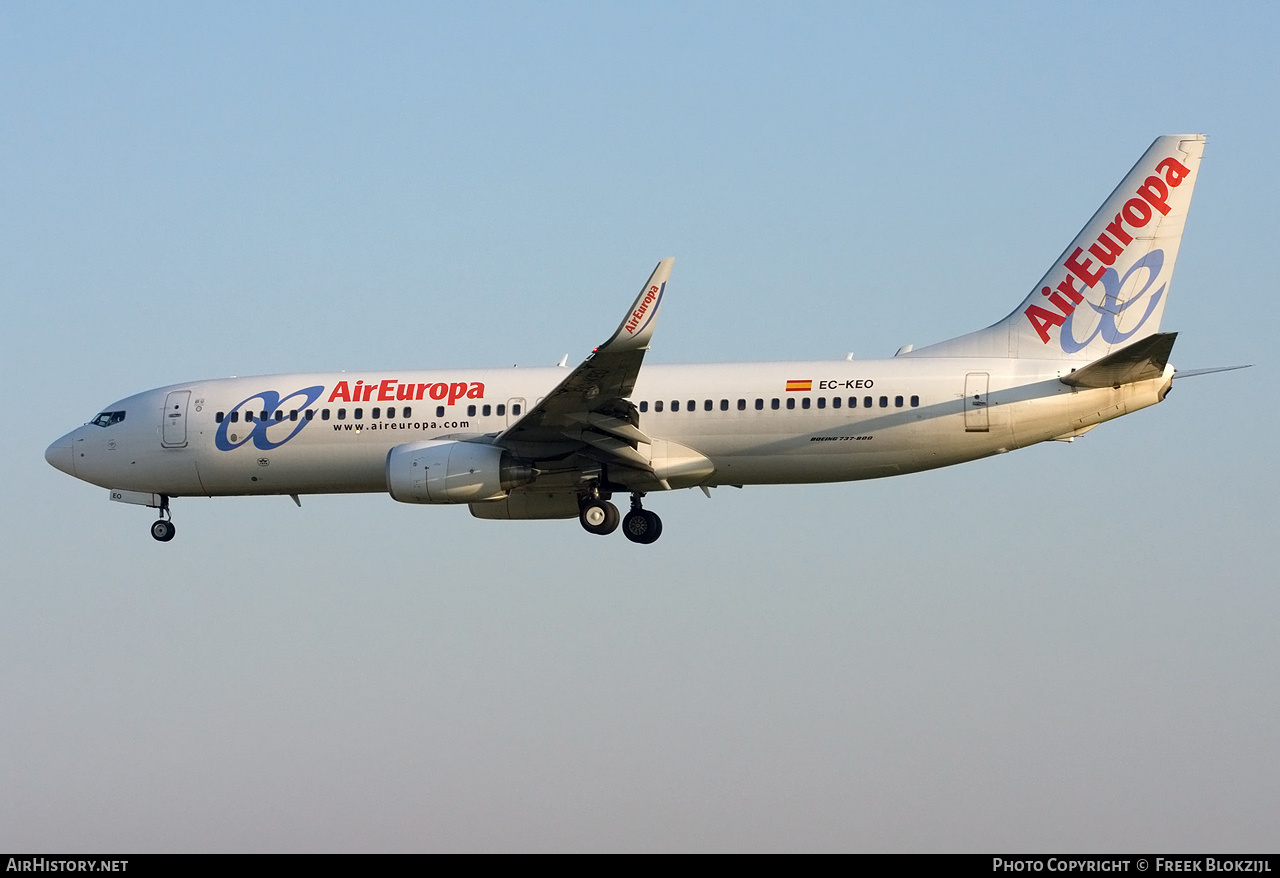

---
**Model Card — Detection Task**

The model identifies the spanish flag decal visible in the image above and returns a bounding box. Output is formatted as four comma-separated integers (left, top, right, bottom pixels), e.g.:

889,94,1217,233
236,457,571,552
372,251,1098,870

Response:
785,379,812,392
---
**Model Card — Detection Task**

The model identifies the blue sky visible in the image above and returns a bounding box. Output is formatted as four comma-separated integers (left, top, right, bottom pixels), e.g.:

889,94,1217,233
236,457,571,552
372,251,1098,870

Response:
2,1,1277,852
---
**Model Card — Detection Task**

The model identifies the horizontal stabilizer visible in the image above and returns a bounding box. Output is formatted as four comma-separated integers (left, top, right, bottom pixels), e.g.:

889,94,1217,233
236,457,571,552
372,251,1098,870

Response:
1061,332,1177,388
1173,364,1253,379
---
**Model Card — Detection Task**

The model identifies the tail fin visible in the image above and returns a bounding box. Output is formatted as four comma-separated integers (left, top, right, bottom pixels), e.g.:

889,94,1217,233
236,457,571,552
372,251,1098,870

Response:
907,135,1206,360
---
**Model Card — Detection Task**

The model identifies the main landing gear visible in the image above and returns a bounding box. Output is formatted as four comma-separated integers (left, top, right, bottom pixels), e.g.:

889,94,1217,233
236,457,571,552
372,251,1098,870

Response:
579,495,620,535
578,489,662,544
622,494,662,545
150,495,175,542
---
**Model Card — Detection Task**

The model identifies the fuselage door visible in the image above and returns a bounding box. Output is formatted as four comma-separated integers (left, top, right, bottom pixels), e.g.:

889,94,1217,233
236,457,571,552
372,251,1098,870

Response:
162,390,191,447
964,373,989,433
506,398,526,427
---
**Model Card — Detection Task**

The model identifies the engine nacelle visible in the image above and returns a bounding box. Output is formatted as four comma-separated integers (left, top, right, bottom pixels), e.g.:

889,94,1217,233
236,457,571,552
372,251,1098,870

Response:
386,439,536,504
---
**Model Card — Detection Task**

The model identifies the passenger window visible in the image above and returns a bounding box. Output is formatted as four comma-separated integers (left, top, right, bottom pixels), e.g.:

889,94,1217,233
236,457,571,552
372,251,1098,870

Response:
755,399,763,410
639,401,648,413
245,411,255,422
655,400,664,412
322,409,330,420
895,396,904,408
910,395,920,407
467,405,477,417
672,400,680,412
372,407,381,419
801,398,811,409
482,405,491,417
337,409,346,420
688,400,696,412
720,399,729,411
832,397,841,409
497,404,506,416
817,397,826,409
305,410,315,420
387,407,396,418
737,399,746,411
404,407,412,418
354,408,363,419
786,398,796,410
260,411,268,421
771,398,780,410
274,411,283,422
436,406,445,418
849,397,857,408
879,396,888,408
864,396,873,408
704,400,712,412
512,404,522,415
229,411,239,423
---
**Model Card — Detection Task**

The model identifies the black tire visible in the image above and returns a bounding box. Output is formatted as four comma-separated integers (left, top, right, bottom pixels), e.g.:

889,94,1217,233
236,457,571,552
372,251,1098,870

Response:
579,500,620,535
623,509,662,544
151,519,176,542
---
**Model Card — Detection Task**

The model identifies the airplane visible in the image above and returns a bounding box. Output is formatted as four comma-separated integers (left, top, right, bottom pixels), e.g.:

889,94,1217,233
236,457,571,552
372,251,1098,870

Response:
46,134,1238,545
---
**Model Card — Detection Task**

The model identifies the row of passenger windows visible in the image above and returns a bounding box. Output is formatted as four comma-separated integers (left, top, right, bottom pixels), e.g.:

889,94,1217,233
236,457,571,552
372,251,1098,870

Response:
214,397,919,423
215,402,524,423
638,395,920,413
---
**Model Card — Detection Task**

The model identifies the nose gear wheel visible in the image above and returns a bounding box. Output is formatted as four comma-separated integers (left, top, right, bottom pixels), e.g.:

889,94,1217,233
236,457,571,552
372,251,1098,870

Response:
150,495,175,542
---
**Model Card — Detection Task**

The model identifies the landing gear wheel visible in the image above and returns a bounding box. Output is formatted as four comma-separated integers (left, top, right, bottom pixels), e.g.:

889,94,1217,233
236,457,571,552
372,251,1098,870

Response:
579,500,620,535
622,509,662,544
151,519,176,542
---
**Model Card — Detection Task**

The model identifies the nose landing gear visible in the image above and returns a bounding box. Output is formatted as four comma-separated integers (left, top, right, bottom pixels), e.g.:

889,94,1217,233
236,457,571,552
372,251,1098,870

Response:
150,495,175,542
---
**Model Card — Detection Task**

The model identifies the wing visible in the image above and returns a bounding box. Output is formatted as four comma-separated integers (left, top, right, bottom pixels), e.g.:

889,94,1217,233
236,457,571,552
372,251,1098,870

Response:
494,259,673,472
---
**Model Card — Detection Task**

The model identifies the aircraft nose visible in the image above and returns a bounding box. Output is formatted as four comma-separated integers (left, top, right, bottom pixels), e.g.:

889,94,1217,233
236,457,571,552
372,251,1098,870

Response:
45,433,76,477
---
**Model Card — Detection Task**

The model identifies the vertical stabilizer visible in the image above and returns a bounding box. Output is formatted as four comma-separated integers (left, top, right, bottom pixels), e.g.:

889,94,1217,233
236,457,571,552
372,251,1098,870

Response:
907,135,1206,360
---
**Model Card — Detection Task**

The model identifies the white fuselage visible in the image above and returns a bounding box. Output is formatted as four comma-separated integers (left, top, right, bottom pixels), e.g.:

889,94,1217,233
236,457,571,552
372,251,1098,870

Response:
46,357,1173,499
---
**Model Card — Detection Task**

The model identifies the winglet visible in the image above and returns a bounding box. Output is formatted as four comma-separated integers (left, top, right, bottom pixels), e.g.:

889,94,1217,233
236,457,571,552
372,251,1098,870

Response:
599,258,674,352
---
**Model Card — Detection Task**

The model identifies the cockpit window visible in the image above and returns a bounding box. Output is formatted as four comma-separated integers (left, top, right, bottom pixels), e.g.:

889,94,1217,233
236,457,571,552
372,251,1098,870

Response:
91,411,126,427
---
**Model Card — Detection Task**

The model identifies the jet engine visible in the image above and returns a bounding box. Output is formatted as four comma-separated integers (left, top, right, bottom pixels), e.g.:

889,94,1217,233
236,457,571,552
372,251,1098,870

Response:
386,439,536,504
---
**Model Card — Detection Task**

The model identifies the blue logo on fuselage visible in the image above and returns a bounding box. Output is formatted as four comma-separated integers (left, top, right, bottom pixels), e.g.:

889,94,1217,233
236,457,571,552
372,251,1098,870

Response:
214,386,325,451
